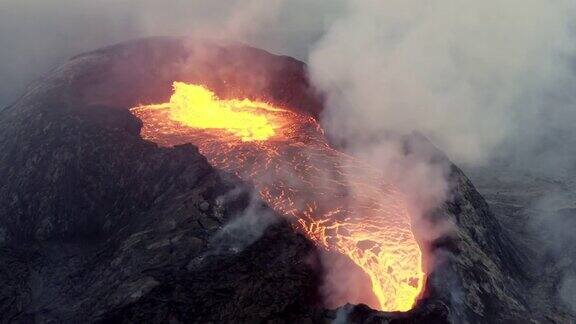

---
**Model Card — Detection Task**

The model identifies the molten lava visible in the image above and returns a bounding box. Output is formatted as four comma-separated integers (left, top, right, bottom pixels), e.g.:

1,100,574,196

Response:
131,82,425,311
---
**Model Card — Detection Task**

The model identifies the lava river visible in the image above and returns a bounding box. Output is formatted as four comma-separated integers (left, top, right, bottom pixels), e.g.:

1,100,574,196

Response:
130,82,425,312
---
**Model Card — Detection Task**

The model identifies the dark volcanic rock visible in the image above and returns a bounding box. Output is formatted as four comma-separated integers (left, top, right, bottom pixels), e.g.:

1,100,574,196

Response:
0,37,532,323
0,37,323,323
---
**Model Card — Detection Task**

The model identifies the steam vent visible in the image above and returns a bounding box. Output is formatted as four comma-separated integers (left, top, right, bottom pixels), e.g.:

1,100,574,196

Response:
0,37,543,323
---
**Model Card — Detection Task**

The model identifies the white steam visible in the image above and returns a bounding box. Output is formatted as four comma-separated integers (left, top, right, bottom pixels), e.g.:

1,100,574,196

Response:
309,0,576,166
210,187,278,254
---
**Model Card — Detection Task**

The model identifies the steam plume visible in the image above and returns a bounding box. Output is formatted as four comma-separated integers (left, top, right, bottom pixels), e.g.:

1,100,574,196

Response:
309,0,576,166
307,0,576,310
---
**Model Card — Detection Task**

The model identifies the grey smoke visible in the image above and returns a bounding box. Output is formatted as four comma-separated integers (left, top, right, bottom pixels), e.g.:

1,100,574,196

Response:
332,304,353,324
210,187,278,254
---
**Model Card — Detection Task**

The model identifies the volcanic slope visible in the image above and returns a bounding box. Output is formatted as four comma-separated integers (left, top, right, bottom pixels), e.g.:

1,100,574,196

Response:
0,37,532,323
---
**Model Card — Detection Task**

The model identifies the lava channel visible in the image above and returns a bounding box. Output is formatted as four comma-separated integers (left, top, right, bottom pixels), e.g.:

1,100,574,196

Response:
130,82,425,312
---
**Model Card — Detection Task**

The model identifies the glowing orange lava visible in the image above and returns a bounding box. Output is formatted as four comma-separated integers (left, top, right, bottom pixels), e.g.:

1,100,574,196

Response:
131,82,425,311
